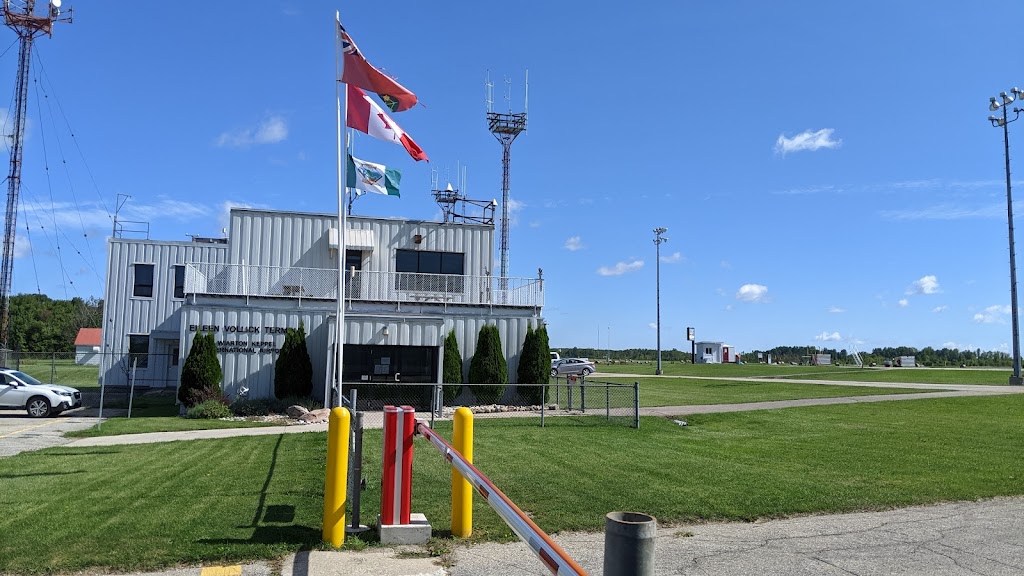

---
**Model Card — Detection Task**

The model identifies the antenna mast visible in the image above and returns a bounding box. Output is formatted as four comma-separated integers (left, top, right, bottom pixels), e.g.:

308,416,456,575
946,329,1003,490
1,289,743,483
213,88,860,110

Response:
486,70,527,290
0,0,71,356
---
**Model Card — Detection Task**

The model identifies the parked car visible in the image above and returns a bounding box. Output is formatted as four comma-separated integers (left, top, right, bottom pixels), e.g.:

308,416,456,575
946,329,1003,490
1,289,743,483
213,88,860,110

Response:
0,368,82,417
551,358,596,377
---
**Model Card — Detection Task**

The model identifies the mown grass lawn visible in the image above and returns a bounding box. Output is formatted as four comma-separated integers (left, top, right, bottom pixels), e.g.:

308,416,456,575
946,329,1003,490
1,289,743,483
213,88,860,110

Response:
66,392,283,438
15,358,99,390
601,377,927,407
597,362,1012,385
2,394,1024,573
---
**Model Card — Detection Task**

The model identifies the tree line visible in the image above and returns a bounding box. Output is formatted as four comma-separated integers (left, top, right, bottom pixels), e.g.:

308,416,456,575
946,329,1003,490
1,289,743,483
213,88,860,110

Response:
552,344,1013,367
8,294,103,353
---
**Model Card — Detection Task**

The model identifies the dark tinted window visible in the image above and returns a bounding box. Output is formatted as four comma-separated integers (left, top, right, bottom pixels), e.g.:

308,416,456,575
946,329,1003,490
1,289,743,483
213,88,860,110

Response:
128,335,149,368
395,250,418,273
134,264,154,298
173,266,185,299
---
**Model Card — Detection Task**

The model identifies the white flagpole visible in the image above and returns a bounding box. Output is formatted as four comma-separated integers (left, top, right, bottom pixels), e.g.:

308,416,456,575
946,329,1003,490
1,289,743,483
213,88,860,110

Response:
335,11,347,409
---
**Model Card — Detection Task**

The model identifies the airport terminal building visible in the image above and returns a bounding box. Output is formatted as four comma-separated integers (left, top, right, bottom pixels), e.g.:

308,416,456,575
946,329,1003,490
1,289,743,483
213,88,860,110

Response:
99,207,545,404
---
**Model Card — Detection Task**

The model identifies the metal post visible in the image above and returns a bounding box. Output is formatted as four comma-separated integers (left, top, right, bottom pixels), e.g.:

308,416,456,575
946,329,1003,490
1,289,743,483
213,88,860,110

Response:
540,386,545,427
989,92,1023,385
606,384,610,421
1002,107,1023,385
580,375,586,413
604,511,657,576
633,381,640,429
127,357,137,419
653,228,667,375
347,411,368,533
50,351,55,383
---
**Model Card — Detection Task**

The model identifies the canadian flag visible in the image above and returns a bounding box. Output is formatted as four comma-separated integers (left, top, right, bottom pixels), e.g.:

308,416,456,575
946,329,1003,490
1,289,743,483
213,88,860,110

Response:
347,85,428,162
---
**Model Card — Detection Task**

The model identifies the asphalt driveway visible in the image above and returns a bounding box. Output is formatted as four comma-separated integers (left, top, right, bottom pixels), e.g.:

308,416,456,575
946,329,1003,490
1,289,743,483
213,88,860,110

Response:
0,408,108,457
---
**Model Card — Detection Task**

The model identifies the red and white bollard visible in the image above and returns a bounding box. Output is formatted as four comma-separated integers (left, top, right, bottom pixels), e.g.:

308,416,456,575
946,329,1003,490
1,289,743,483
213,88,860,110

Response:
381,405,415,526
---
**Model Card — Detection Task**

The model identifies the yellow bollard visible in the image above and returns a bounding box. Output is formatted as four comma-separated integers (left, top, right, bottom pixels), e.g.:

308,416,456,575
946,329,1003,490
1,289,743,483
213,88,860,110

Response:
322,406,351,547
451,407,473,537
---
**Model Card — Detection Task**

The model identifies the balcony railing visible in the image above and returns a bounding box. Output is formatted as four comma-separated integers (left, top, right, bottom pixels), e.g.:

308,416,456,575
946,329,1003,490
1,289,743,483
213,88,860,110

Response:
184,263,544,308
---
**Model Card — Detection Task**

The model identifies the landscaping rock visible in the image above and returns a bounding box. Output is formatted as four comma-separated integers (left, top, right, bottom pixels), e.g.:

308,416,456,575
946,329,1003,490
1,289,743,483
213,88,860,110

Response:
299,408,330,423
286,405,309,419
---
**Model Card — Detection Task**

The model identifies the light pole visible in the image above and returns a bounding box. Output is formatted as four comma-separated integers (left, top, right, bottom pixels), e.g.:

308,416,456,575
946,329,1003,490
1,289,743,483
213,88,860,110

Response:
989,88,1024,386
653,227,668,375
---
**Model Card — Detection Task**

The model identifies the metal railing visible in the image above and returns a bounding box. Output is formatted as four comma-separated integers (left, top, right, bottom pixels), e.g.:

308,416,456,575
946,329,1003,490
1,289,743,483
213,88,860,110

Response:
340,378,639,430
185,263,543,307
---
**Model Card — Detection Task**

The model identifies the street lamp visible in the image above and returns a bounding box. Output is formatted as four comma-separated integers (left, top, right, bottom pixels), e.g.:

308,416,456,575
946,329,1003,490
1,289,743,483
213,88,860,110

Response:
988,87,1024,386
653,227,668,375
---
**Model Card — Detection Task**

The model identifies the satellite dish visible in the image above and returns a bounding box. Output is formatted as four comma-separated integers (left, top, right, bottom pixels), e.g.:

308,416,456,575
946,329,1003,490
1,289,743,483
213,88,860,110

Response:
51,0,61,7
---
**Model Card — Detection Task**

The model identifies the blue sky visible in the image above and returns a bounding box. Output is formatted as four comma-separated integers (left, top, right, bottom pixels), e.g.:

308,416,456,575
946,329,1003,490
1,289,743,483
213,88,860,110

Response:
5,1,1024,354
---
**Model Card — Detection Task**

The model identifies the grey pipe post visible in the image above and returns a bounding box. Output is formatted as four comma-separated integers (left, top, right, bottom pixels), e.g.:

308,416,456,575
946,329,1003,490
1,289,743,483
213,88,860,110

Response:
348,410,367,532
540,384,546,428
580,375,586,413
606,383,610,421
634,381,640,429
604,511,656,576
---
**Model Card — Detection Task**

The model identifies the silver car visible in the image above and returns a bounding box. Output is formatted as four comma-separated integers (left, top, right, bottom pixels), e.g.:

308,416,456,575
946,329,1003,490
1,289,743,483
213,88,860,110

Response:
550,358,595,377
0,369,82,417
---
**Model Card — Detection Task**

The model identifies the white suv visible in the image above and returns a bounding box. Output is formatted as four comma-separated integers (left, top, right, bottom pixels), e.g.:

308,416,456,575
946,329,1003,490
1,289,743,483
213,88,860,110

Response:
0,368,82,417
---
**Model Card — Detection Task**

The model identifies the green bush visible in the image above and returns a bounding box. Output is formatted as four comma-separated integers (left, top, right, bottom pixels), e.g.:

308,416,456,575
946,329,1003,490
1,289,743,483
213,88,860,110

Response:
274,322,313,399
185,399,232,419
178,333,223,407
468,324,507,404
442,330,463,403
517,323,549,404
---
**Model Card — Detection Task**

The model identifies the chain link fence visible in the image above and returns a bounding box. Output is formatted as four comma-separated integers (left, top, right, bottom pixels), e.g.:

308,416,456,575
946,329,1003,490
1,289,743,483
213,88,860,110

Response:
340,376,639,430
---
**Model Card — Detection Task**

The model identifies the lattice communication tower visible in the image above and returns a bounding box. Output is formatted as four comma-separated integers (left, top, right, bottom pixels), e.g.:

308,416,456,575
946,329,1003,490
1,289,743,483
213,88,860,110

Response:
0,0,71,355
486,73,527,284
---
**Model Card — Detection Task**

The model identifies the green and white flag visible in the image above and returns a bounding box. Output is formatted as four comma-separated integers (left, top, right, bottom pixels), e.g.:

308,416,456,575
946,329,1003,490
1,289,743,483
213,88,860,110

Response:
347,154,401,197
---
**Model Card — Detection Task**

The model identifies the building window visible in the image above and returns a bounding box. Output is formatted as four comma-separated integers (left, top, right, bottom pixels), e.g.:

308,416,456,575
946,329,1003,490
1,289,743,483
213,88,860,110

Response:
128,335,149,368
395,249,464,292
705,347,712,355
173,265,186,299
133,264,154,298
171,346,179,367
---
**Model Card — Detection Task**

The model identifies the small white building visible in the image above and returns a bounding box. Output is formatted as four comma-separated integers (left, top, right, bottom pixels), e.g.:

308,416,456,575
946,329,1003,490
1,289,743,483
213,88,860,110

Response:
695,341,735,364
74,328,101,366
99,207,545,405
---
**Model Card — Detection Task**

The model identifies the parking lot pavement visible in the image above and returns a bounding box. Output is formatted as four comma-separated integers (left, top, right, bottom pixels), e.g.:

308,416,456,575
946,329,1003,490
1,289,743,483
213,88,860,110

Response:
0,408,120,457
449,496,1024,575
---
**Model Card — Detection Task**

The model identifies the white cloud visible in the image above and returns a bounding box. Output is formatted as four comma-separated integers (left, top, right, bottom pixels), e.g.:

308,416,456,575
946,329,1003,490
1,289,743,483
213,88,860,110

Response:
815,331,841,341
648,322,657,330
216,116,288,148
720,260,732,269
907,275,941,295
898,298,909,308
724,304,734,312
660,251,683,263
736,283,769,303
564,236,583,251
774,128,841,155
933,305,949,313
12,234,29,259
828,306,845,313
219,200,271,232
974,304,1011,324
881,203,1004,221
942,341,959,349
529,221,541,228
597,259,644,276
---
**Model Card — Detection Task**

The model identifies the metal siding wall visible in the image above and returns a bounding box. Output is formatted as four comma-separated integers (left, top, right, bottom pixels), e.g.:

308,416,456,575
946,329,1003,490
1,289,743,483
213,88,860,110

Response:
182,305,331,401
101,239,227,388
229,209,494,276
231,210,341,270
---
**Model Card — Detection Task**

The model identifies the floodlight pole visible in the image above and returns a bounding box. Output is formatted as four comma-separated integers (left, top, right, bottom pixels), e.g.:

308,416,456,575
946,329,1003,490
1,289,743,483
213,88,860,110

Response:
989,89,1024,386
653,227,668,375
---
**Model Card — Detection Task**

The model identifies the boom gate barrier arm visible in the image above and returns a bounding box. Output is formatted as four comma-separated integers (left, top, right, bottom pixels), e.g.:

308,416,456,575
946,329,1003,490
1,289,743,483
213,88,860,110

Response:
415,418,588,576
